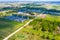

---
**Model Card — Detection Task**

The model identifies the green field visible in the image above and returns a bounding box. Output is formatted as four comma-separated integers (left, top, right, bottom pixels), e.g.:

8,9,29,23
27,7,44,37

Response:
0,18,28,40
9,14,60,40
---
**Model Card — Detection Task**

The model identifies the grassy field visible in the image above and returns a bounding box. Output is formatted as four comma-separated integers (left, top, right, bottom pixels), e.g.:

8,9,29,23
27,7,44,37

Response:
9,14,60,40
0,17,28,40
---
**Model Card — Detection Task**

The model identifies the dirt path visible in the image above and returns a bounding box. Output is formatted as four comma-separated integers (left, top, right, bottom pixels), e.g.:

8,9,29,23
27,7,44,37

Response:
3,19,33,40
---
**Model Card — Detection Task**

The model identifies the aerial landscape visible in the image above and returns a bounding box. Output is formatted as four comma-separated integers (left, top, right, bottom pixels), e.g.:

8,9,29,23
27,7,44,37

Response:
0,0,60,40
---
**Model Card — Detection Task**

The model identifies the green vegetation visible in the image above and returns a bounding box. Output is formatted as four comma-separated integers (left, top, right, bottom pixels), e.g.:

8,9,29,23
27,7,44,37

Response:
9,15,60,40
0,2,60,40
0,10,17,17
0,17,28,40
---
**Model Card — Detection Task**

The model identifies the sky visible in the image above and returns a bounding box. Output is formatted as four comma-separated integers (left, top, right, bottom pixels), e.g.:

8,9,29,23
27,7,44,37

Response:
0,0,60,1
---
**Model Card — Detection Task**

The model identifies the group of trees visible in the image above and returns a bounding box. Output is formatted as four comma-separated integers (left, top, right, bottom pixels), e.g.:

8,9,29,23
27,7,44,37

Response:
29,17,60,40
30,18,59,32
19,7,60,16
0,10,17,17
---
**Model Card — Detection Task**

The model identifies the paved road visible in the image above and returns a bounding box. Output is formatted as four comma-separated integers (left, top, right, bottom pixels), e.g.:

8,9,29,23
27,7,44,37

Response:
3,19,33,40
